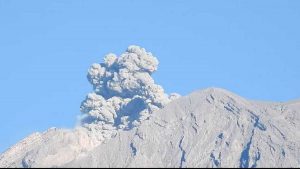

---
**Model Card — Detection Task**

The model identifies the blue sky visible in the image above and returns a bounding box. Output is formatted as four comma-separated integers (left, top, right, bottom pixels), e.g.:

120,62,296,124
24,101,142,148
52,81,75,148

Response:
0,0,299,152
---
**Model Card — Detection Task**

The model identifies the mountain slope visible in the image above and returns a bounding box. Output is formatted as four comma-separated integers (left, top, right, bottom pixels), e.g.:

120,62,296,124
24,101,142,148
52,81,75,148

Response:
1,88,299,168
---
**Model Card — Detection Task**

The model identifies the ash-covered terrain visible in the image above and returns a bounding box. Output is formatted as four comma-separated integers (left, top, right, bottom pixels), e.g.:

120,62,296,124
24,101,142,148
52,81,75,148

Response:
0,46,299,168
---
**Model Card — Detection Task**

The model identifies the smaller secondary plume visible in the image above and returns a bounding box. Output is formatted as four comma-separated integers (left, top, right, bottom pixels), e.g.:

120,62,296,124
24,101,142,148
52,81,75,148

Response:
80,45,180,140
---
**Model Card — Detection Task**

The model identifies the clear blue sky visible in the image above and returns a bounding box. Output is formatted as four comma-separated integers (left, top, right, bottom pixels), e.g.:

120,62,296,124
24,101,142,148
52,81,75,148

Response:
0,0,299,153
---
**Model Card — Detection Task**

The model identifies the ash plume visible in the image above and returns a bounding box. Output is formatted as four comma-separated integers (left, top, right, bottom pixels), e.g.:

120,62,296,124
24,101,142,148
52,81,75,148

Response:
80,45,180,140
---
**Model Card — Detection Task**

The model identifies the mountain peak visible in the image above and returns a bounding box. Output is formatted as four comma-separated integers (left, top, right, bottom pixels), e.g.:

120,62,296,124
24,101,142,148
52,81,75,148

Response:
192,87,246,101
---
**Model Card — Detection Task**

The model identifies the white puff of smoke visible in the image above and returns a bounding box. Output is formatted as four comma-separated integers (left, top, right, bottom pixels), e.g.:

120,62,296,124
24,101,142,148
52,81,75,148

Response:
80,45,180,136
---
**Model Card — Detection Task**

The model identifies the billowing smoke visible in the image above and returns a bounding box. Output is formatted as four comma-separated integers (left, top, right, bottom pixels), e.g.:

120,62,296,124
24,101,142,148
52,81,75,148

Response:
80,45,180,140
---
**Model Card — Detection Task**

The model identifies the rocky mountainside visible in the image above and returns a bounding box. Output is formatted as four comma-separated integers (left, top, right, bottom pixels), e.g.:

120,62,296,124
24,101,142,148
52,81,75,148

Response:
0,88,299,168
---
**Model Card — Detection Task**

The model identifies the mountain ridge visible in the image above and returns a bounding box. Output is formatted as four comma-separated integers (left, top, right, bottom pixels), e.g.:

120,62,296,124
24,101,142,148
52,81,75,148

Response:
1,87,299,168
